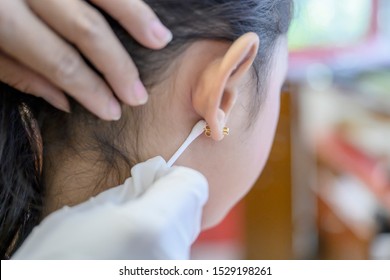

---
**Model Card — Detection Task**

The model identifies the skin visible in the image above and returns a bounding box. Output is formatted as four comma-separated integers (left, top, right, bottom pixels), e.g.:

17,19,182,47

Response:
159,35,288,228
44,33,288,229
0,0,172,120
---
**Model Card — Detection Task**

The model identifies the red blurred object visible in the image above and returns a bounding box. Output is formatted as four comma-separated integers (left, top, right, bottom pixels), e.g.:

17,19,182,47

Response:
196,202,244,243
317,132,390,209
191,202,245,259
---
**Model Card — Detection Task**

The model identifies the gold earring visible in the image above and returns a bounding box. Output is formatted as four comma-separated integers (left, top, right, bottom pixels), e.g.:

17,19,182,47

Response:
204,125,230,137
223,127,230,136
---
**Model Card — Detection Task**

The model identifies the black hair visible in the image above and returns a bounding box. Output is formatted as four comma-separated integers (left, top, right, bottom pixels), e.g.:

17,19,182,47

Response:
0,0,293,258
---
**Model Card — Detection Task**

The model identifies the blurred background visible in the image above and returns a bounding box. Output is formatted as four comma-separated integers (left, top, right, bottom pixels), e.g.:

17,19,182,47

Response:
192,0,390,260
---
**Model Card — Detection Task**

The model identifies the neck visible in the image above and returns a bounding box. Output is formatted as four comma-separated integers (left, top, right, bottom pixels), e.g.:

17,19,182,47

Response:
42,146,131,216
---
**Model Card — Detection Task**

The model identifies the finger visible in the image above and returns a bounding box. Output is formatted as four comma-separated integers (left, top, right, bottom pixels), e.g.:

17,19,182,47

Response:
0,52,70,112
91,0,172,50
0,1,121,120
27,0,148,106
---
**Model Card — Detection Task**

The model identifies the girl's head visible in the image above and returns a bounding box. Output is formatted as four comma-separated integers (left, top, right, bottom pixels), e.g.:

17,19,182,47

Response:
0,0,293,257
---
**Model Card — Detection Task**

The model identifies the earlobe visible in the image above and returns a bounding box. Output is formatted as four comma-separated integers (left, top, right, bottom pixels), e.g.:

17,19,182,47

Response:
192,32,259,141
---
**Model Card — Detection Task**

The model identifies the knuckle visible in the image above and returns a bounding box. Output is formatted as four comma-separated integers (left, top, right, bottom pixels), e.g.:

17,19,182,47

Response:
52,51,82,85
74,9,105,42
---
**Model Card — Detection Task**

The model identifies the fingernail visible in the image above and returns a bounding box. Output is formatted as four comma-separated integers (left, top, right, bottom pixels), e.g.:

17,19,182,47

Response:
52,98,71,113
150,20,173,44
58,102,71,113
43,95,71,113
133,80,148,105
108,99,122,121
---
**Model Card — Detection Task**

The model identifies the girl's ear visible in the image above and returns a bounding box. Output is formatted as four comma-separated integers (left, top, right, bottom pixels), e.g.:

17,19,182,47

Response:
192,32,259,141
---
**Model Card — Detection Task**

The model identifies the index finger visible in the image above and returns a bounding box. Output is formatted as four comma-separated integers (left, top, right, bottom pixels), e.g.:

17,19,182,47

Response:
28,0,149,107
90,0,173,50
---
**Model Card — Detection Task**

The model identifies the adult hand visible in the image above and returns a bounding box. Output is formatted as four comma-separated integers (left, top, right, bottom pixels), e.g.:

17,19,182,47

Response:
12,157,208,259
0,0,172,120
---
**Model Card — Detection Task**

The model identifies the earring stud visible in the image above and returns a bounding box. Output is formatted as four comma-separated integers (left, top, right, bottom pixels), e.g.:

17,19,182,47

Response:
223,127,230,136
204,125,230,137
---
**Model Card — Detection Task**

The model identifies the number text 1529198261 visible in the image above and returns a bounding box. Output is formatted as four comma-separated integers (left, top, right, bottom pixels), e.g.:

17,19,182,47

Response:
212,266,272,276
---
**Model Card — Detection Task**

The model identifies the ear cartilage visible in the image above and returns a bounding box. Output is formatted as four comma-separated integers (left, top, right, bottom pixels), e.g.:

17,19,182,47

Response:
204,125,230,137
